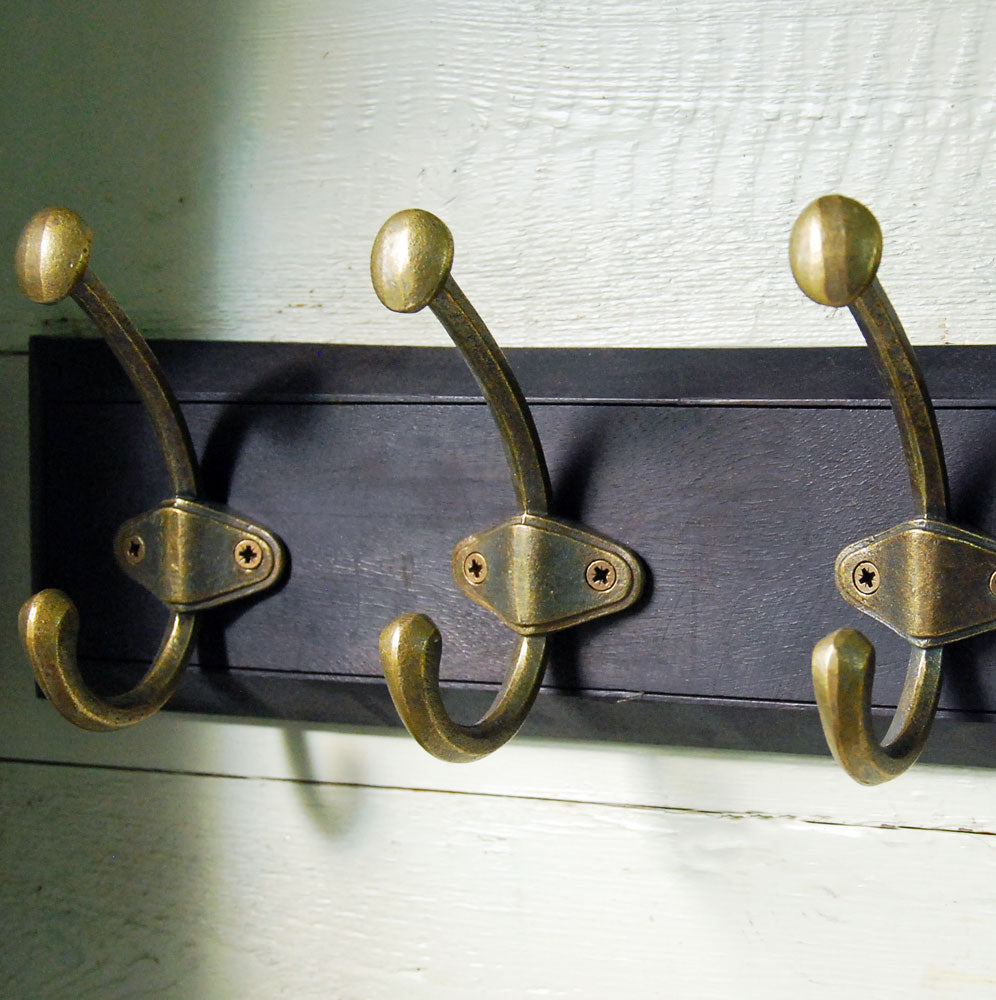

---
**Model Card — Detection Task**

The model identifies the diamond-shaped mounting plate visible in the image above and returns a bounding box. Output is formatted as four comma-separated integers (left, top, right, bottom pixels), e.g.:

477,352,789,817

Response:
835,517,996,647
114,497,286,612
451,513,644,635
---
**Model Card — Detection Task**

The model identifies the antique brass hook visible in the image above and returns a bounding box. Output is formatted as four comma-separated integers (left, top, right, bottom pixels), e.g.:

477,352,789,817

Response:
372,209,643,762
16,207,286,731
790,194,996,784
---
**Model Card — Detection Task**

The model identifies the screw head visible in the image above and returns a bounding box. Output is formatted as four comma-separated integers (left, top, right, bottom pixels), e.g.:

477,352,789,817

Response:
234,538,263,570
585,559,616,592
123,535,145,565
462,551,488,585
989,571,996,598
852,561,880,596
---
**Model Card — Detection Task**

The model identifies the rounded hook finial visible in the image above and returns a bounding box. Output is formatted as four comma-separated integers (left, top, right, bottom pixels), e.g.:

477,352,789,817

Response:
15,207,92,304
790,195,882,307
371,209,454,313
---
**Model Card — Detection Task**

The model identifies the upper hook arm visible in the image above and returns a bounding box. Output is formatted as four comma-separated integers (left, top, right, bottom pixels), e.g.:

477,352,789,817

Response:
790,195,948,520
16,208,199,495
371,209,552,514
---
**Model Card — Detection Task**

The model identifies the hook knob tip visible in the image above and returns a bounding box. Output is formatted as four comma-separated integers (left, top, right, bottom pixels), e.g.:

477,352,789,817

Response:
812,627,873,680
15,207,92,304
790,195,882,307
371,209,454,313
19,589,80,701
380,612,442,677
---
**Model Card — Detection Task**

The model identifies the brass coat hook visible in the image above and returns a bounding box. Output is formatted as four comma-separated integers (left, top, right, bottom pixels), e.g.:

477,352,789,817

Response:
16,207,286,731
790,194,996,784
371,209,643,762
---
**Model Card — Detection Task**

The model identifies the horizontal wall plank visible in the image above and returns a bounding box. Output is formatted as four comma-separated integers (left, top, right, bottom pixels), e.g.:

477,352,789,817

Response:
2,2,995,351
2,759,995,999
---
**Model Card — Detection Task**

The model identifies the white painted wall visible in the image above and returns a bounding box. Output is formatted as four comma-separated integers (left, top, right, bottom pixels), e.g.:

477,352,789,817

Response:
2,2,996,996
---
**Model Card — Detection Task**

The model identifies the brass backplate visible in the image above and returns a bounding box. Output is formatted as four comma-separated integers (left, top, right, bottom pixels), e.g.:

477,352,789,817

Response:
452,513,643,635
114,497,285,612
836,518,996,647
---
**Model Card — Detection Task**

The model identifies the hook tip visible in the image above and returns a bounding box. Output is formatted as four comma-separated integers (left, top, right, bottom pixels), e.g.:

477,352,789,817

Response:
812,628,875,720
812,627,874,687
19,589,80,701
812,627,879,781
371,209,454,313
379,612,442,677
790,195,882,307
812,627,874,737
20,588,77,644
15,207,92,304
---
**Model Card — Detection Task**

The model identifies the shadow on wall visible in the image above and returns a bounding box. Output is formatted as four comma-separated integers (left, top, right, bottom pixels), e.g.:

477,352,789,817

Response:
0,1,246,348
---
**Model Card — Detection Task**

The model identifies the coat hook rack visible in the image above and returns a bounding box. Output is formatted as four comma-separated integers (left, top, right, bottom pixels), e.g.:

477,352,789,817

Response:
15,207,287,731
371,209,643,761
791,194,996,784
25,202,996,768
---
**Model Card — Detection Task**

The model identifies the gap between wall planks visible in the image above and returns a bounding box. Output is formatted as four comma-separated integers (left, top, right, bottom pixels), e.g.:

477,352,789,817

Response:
2,757,996,999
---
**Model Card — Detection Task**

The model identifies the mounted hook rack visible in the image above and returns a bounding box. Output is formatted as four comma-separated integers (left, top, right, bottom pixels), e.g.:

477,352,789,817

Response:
791,194,996,784
371,209,643,762
24,206,996,769
15,207,287,731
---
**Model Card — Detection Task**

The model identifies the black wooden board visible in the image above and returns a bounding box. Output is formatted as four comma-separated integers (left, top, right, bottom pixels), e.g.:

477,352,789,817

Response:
28,338,996,765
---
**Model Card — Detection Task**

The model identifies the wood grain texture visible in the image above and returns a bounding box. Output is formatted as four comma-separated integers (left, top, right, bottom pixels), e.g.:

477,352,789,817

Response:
1,1,995,350
3,759,996,999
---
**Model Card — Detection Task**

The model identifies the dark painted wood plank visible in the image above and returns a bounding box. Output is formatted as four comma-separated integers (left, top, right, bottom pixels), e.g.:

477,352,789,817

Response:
27,338,996,765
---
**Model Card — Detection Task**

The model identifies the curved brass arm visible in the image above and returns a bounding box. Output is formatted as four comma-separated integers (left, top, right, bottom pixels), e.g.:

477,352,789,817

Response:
812,631,941,785
16,207,283,731
19,590,196,731
372,210,641,762
790,195,948,783
379,614,547,762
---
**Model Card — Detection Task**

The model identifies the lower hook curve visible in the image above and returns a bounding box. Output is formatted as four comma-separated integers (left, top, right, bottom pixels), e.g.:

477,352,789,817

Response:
811,629,942,785
20,589,197,732
380,613,547,763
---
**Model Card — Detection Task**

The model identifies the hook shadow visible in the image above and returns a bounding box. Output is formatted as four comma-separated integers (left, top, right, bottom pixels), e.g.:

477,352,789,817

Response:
188,350,368,835
544,410,654,695
192,360,318,669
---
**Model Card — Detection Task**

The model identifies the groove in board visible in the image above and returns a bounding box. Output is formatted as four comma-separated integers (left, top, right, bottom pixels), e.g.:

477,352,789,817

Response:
2,758,996,999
